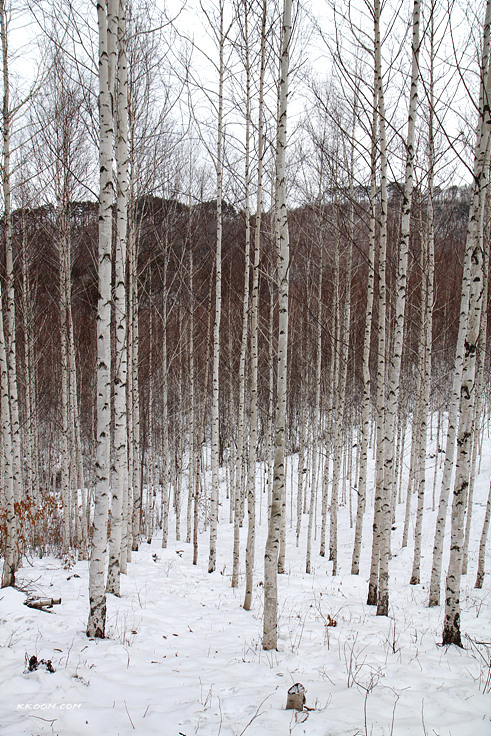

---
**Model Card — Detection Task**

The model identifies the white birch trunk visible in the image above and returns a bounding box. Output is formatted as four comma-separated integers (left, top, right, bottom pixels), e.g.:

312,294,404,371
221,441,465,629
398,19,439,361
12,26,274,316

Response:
1,0,22,550
443,2,491,644
208,1,225,574
409,230,428,585
305,253,322,572
193,270,214,565
462,238,488,575
368,0,388,607
243,51,264,599
186,197,195,545
267,278,275,512
296,394,306,546
429,0,491,608
20,218,35,511
352,99,377,576
161,261,170,549
68,304,86,556
125,244,134,561
330,152,354,575
320,239,330,572
377,0,420,615
107,0,128,596
130,218,141,552
59,201,71,556
232,3,252,587
263,0,292,650
87,0,116,638
0,278,15,587
328,227,342,572
475,478,491,588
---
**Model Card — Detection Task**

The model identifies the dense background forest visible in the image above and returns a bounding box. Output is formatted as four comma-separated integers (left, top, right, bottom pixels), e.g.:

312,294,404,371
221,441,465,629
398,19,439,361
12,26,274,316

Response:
4,185,475,535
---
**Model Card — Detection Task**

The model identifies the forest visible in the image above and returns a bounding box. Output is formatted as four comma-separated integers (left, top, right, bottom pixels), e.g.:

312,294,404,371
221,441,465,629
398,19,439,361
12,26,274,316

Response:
0,0,490,734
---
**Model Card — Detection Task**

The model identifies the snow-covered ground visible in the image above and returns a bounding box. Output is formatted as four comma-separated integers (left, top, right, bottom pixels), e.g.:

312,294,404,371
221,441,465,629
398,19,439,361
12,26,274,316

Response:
1,437,490,736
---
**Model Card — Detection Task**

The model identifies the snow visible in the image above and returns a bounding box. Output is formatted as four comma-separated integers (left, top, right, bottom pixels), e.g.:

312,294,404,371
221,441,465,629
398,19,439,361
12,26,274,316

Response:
1,439,490,736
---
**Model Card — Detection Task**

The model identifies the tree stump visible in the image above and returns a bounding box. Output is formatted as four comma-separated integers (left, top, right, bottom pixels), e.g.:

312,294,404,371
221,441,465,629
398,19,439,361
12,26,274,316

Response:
286,683,306,711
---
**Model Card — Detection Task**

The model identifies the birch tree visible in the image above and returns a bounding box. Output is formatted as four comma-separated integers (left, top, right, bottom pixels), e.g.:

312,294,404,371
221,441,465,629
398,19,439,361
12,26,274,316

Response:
232,0,252,589
367,0,389,610
87,0,117,638
429,0,491,609
208,0,228,574
263,0,292,651
442,0,491,646
0,277,15,587
244,0,267,611
352,100,376,576
107,0,129,596
462,236,489,575
475,478,491,589
19,196,39,521
377,0,420,613
1,0,22,573
329,112,355,577
409,208,432,586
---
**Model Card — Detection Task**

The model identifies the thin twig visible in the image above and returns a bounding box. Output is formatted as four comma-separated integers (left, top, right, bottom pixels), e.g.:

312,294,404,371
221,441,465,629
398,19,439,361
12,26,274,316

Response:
421,699,428,736
28,716,57,724
124,700,135,729
238,688,277,736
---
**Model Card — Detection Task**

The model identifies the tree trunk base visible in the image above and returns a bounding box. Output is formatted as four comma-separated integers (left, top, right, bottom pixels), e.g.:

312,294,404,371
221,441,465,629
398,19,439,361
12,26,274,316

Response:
87,598,107,638
376,593,388,616
367,583,377,606
442,616,463,648
1,562,15,588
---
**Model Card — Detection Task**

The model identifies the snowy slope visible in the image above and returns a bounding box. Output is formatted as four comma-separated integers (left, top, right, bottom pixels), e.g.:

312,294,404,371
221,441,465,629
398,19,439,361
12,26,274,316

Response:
0,438,490,736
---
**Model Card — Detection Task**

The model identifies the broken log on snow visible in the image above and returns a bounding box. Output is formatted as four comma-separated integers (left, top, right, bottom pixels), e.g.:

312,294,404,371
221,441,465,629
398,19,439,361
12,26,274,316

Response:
24,598,61,610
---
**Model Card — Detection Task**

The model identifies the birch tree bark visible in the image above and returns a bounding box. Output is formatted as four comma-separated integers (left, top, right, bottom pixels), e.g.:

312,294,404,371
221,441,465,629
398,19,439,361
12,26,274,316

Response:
20,207,39,517
129,217,141,553
429,0,491,608
321,223,339,561
107,0,129,596
128,109,140,553
232,0,252,589
475,478,491,588
87,0,117,638
161,254,170,549
442,0,491,645
243,1,266,609
68,287,86,555
295,387,306,546
208,0,226,574
193,269,214,566
367,0,388,608
59,192,71,556
327,216,343,574
185,189,195,545
306,237,323,572
462,237,489,575
0,278,15,587
329,126,354,576
377,0,420,615
352,100,377,576
1,0,22,561
263,0,292,651
410,216,431,585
